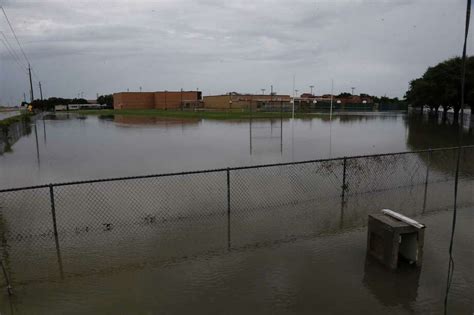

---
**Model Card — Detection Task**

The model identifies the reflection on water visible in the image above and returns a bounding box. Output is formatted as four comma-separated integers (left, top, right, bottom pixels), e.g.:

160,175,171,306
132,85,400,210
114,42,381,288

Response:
405,114,474,150
405,114,474,178
0,119,32,155
106,114,200,127
363,256,421,309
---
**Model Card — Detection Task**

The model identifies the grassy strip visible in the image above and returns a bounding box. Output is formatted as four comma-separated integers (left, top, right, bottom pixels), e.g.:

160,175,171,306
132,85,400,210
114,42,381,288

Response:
75,109,323,120
0,113,32,129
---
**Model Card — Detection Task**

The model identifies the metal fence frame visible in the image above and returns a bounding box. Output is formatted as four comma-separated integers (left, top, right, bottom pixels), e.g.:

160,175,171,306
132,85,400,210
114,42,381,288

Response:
0,145,473,286
0,146,472,244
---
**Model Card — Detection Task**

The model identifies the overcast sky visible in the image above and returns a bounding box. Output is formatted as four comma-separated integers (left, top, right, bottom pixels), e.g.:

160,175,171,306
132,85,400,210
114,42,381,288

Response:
0,0,472,105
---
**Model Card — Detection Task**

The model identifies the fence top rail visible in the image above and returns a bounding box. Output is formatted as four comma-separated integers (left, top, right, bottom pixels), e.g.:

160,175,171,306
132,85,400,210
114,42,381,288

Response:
0,145,472,193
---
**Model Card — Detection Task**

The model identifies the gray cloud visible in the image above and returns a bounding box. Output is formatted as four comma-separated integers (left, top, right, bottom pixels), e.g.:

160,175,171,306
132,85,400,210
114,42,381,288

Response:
0,0,472,105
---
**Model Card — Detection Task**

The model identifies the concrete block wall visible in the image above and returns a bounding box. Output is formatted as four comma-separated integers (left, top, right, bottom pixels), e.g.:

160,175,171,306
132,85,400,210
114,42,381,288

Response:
154,91,199,109
113,92,155,110
113,91,200,110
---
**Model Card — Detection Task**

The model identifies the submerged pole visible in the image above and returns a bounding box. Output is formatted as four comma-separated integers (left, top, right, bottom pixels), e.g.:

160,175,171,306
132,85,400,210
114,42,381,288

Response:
0,258,13,295
49,184,64,279
226,168,231,250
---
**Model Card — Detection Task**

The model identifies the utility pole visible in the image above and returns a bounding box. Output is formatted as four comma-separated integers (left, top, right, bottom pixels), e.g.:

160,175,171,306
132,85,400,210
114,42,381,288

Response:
310,85,314,96
23,92,26,103
28,64,34,103
294,89,299,118
292,74,296,119
330,80,334,121
39,81,43,100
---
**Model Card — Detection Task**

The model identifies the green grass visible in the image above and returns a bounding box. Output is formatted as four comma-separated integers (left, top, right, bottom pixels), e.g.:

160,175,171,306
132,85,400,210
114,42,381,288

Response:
75,109,323,120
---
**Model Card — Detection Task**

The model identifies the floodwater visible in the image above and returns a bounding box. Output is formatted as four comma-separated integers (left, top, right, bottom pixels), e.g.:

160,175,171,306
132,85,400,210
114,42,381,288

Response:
0,111,473,314
0,111,472,188
0,207,472,314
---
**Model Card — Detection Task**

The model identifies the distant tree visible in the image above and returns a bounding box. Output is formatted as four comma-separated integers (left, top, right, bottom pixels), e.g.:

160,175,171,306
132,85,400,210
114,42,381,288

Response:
97,94,113,108
69,98,88,104
337,92,352,97
31,97,88,110
405,56,474,118
31,99,53,110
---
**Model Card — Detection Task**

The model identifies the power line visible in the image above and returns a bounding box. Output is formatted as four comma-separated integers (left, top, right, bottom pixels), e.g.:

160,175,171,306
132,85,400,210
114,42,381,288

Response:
0,37,27,73
1,5,41,101
1,6,30,65
0,30,26,69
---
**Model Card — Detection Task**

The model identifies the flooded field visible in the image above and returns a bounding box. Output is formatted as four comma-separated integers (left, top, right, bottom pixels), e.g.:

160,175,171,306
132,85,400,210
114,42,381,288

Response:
0,112,472,188
0,112,473,314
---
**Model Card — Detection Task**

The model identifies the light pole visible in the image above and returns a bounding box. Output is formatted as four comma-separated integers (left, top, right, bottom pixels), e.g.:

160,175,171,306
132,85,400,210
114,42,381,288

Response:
195,88,199,111
270,85,273,103
310,85,314,96
351,87,355,95
330,80,334,121
39,82,43,100
261,88,265,95
294,89,298,118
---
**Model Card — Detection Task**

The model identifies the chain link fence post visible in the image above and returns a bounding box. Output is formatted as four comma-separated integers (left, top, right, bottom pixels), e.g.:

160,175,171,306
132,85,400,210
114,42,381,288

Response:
227,168,231,250
49,184,64,279
0,258,13,295
49,184,59,237
340,157,348,229
341,157,348,200
422,149,432,213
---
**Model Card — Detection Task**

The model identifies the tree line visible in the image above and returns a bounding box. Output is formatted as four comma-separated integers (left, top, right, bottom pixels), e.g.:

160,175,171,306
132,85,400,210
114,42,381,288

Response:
27,95,113,111
405,56,473,117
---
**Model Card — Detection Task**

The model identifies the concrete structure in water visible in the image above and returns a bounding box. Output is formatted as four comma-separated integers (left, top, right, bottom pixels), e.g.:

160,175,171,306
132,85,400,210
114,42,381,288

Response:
113,91,202,110
367,213,425,270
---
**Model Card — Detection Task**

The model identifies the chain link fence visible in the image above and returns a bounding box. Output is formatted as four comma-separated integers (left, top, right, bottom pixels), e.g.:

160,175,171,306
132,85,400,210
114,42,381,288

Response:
0,145,473,286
